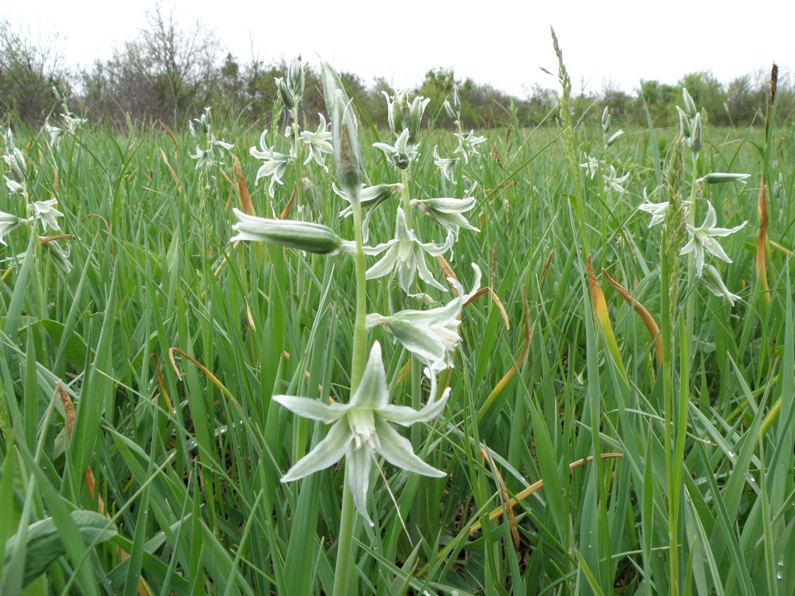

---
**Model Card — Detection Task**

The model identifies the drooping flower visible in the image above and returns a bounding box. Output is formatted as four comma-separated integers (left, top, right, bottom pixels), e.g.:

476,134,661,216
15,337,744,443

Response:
411,197,479,239
679,201,747,276
367,264,481,373
31,199,63,232
701,264,741,305
275,341,449,525
433,146,458,182
44,120,65,147
0,211,26,245
364,208,454,294
250,130,290,195
337,183,402,243
373,129,417,170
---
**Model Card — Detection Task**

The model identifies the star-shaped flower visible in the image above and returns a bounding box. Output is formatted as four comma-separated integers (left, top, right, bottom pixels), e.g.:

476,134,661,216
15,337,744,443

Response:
453,131,486,164
299,114,333,171
680,201,746,276
364,208,454,294
603,165,629,194
367,264,481,373
250,130,290,195
275,341,449,525
31,199,63,232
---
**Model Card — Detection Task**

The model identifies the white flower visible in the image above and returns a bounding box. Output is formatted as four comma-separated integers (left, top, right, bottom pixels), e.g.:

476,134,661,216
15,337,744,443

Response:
62,114,87,132
250,130,290,195
638,201,669,227
275,341,449,525
31,199,63,232
701,265,741,305
433,146,458,181
364,208,454,294
337,183,401,243
45,120,65,147
680,201,747,276
603,165,629,194
411,197,479,239
453,131,486,164
373,129,417,170
299,114,333,171
579,155,601,179
367,264,481,372
0,211,25,245
189,146,216,169
5,177,25,195
3,146,26,181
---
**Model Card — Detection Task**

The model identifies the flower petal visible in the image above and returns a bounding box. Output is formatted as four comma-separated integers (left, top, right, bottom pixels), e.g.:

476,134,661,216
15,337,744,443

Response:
374,418,446,478
347,444,374,526
350,342,390,409
281,420,352,482
272,394,349,423
379,387,450,426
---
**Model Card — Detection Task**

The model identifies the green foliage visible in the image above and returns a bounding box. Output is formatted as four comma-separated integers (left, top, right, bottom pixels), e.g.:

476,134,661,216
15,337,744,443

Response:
0,57,794,594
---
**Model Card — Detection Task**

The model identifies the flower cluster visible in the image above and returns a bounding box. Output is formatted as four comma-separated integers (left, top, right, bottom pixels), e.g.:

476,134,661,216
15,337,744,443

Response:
249,59,333,198
230,62,484,524
638,90,748,305
2,129,71,270
188,107,234,170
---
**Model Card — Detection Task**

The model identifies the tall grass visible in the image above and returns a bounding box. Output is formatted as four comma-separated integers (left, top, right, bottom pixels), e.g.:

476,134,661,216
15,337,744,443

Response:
0,53,793,595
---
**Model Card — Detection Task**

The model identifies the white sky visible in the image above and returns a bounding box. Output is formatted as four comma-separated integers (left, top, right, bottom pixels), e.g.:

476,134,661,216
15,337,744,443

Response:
6,0,793,97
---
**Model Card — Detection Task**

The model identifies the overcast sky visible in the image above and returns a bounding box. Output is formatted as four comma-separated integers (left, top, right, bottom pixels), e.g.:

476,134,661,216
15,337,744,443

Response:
6,0,793,97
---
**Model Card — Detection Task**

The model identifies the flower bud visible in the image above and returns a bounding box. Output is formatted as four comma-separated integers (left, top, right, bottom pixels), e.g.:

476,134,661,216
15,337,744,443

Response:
696,172,750,185
682,88,697,118
676,106,691,139
275,78,294,110
230,208,354,255
601,106,610,134
408,96,430,144
321,64,363,202
606,130,624,146
287,58,305,105
689,112,702,155
443,100,457,121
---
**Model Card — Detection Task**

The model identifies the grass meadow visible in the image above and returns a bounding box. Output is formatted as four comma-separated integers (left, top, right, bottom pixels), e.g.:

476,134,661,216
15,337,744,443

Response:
1,58,794,595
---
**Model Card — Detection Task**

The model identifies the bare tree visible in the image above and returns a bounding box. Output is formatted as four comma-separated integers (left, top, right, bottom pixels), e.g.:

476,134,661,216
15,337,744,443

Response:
141,1,220,125
0,19,66,126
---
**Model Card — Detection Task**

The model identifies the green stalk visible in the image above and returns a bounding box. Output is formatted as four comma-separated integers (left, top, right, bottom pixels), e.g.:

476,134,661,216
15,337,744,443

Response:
400,168,412,228
668,153,698,596
660,226,677,596
334,197,368,596
292,110,306,217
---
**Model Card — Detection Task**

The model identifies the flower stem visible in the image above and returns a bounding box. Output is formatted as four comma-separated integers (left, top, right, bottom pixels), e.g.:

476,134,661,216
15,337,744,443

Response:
292,110,306,218
400,168,412,229
333,473,356,596
334,195,368,596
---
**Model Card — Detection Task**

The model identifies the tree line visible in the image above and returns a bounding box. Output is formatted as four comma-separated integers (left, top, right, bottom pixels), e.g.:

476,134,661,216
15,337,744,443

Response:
1,9,792,133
